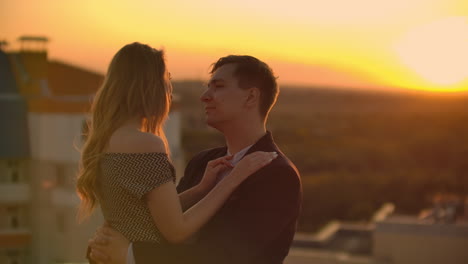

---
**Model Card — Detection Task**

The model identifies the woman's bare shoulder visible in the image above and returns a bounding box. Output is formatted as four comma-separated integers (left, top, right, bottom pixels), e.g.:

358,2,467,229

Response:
107,129,166,154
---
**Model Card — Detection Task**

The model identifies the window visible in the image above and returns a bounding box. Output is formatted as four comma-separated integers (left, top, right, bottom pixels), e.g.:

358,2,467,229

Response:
11,216,18,229
6,207,19,229
6,250,19,264
6,160,21,183
11,171,19,183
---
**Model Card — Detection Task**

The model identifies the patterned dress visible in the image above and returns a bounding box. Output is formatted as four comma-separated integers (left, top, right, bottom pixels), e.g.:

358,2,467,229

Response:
97,152,175,242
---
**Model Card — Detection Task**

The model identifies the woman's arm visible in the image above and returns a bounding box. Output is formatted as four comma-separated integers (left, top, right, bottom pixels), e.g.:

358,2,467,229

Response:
178,155,233,211
146,151,277,244
177,184,208,212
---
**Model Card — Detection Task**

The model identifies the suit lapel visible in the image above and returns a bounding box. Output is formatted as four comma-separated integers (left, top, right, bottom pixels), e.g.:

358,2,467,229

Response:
243,131,276,155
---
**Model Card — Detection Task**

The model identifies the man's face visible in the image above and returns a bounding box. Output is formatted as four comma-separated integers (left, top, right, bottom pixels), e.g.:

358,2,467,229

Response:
200,63,249,128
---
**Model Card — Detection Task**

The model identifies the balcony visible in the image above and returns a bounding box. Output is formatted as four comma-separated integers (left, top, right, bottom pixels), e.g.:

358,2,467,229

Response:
0,229,31,248
0,183,30,204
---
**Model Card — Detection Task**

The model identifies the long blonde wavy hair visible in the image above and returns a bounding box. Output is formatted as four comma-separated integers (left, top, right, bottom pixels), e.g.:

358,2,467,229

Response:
76,42,172,221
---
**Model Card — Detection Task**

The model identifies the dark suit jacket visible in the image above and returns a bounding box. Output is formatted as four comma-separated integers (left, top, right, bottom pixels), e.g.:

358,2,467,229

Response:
133,131,302,264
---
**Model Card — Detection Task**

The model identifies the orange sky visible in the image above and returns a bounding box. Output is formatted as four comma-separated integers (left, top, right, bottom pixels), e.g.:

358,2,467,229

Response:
2,0,468,92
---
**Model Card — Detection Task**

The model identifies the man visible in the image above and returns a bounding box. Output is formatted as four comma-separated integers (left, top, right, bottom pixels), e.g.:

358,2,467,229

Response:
89,55,302,264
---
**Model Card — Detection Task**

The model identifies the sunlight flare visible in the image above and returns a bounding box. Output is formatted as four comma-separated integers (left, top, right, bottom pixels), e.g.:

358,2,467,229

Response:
394,17,468,88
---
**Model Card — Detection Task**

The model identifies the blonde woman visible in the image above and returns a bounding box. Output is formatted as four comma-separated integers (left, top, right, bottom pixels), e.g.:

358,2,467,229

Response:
76,42,277,244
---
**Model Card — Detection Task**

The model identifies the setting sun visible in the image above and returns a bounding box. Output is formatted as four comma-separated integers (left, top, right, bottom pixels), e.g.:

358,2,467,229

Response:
394,17,468,92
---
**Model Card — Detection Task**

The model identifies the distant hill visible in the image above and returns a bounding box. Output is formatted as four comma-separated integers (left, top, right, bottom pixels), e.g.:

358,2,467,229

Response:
267,60,396,91
172,80,468,116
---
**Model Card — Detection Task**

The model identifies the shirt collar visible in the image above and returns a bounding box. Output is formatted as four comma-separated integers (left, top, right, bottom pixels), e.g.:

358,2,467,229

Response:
227,144,253,165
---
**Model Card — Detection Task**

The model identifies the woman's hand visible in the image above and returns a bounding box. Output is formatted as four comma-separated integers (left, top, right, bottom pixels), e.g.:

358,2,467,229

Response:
228,151,278,182
199,155,234,191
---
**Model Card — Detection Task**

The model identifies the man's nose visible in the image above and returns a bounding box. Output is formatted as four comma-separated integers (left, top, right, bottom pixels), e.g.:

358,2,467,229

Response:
200,89,211,102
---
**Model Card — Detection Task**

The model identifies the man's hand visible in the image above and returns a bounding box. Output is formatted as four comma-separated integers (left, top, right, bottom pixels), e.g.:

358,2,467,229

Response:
88,224,130,264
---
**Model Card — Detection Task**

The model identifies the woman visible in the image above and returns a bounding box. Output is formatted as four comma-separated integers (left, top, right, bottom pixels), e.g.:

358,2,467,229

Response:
76,42,276,244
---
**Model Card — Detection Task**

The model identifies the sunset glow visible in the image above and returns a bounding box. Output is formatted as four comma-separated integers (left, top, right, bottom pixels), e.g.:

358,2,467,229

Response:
2,0,468,92
394,17,468,91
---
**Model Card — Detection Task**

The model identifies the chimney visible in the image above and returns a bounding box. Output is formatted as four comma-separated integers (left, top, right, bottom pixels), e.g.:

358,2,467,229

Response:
0,40,8,51
18,36,49,53
11,36,50,96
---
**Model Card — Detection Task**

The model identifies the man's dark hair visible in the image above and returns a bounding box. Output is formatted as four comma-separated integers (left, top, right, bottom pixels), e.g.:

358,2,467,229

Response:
210,55,278,119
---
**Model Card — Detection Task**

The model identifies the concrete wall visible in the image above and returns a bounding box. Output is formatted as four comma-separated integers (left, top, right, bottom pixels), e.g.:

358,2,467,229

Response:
373,219,468,264
27,159,104,264
28,113,85,163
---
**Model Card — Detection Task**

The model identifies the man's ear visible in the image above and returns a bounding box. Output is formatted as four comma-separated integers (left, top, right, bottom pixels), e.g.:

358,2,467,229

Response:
245,87,260,107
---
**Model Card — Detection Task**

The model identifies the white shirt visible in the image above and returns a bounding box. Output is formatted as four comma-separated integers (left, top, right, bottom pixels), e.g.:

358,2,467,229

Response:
127,145,252,264
217,144,253,182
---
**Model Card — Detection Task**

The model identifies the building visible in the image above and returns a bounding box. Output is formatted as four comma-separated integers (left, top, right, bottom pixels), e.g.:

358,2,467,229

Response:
0,36,183,264
287,203,468,264
373,215,468,264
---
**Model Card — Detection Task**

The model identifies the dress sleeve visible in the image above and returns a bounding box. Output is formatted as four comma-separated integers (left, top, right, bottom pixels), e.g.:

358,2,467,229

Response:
112,153,176,200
